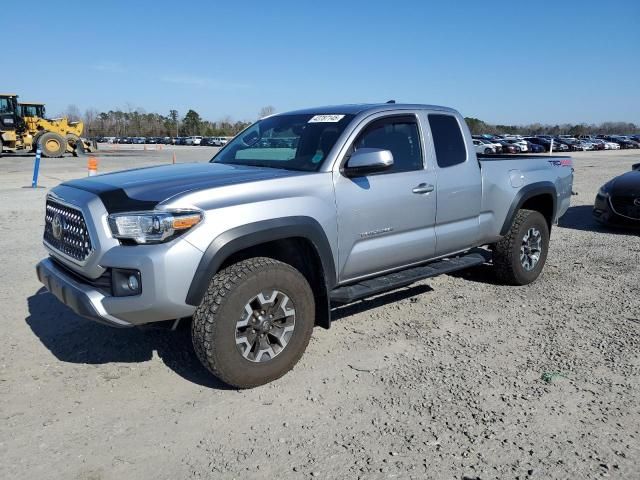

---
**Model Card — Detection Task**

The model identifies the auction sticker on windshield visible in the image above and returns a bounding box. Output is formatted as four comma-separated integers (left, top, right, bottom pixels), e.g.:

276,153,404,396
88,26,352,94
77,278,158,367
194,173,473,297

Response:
308,115,345,123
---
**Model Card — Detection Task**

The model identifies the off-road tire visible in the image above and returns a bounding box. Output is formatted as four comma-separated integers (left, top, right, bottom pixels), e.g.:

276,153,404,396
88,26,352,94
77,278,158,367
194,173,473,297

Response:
192,257,315,388
31,131,45,152
65,133,81,154
493,209,549,286
38,132,66,157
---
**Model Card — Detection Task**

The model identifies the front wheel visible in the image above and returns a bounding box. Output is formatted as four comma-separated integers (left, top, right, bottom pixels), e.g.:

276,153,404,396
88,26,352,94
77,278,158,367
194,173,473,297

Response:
192,257,315,388
484,148,492,154
38,132,66,157
493,209,549,285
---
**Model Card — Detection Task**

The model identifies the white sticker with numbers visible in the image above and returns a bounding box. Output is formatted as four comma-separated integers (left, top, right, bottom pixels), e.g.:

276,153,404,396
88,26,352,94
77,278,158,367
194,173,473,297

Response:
308,114,345,123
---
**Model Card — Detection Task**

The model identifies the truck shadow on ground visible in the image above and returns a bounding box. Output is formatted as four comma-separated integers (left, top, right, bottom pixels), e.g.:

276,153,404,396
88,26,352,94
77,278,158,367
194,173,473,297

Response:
557,205,637,236
25,288,232,390
331,284,433,321
447,264,500,285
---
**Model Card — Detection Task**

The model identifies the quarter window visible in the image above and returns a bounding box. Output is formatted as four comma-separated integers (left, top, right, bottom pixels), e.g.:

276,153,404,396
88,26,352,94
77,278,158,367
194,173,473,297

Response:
352,116,423,173
429,114,467,168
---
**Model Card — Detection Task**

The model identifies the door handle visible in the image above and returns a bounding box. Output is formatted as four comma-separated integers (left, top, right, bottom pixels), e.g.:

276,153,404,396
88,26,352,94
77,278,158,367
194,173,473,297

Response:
412,183,434,194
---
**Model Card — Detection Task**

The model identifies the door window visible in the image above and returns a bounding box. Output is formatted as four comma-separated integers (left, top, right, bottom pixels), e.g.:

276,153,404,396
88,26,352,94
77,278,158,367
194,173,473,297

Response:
352,116,423,173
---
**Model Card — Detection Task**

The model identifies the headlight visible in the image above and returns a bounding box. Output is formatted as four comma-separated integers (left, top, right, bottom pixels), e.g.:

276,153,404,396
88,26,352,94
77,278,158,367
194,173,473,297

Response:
108,209,203,244
598,180,615,197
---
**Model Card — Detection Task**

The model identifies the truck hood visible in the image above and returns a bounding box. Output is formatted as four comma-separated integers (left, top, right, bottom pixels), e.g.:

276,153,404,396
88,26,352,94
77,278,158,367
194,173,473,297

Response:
611,170,640,196
62,162,308,213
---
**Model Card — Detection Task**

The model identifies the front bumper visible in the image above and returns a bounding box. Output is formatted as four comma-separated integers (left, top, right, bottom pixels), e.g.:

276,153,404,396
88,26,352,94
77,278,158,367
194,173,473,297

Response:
36,236,203,327
593,193,640,227
36,258,133,327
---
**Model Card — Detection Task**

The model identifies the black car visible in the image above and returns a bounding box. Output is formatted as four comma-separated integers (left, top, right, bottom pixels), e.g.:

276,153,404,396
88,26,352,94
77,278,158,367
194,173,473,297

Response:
593,163,640,227
525,137,552,152
495,140,519,153
526,141,545,153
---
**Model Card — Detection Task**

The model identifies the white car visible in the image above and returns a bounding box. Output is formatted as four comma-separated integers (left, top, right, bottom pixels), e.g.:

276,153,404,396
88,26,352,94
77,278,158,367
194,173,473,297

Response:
605,141,621,150
473,137,503,152
185,136,203,146
473,139,495,154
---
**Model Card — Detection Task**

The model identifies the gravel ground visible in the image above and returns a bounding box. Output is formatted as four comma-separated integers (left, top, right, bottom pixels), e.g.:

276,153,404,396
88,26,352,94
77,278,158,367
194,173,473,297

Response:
0,147,638,479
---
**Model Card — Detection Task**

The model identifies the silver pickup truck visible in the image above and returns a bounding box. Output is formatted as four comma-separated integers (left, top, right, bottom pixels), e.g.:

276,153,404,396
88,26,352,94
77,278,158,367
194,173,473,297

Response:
36,103,573,387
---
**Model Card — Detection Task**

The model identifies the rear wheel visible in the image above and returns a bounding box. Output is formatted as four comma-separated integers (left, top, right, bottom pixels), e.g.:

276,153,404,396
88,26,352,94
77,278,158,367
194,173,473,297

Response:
493,209,549,285
192,257,315,388
65,133,80,149
38,132,66,157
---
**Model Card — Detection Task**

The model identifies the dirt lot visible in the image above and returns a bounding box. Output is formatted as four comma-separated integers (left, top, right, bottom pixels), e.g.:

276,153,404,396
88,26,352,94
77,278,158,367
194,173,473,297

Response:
1,147,638,479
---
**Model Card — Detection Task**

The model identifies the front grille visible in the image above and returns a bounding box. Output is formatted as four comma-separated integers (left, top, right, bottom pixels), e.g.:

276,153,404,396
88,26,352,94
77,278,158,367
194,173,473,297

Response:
44,199,93,262
610,196,640,220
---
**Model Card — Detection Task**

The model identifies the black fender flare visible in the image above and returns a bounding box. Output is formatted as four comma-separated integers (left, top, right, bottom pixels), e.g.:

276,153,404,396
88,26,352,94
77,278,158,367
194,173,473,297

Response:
185,217,337,313
500,181,557,235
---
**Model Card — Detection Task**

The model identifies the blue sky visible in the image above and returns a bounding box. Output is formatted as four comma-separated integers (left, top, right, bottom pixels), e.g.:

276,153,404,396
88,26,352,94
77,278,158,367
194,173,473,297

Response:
6,0,639,125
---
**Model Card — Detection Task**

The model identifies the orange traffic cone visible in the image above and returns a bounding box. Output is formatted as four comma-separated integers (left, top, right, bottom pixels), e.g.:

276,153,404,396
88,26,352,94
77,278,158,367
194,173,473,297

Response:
88,157,98,176
144,144,147,151
172,152,176,164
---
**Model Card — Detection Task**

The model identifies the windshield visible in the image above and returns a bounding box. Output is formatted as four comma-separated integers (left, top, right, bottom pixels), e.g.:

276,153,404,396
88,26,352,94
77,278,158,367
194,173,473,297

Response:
0,98,11,114
211,113,355,171
22,105,38,116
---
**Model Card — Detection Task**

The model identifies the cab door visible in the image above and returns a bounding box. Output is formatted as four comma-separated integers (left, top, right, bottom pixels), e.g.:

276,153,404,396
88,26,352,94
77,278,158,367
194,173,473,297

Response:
333,113,437,282
424,112,482,255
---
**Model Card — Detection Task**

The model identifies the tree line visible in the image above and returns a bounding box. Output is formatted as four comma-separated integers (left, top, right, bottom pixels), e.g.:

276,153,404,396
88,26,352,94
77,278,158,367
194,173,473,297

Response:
464,117,640,136
62,105,264,138
60,104,640,138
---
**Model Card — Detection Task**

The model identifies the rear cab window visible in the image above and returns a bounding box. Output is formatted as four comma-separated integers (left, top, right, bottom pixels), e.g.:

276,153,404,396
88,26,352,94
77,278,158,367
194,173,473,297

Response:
428,114,467,168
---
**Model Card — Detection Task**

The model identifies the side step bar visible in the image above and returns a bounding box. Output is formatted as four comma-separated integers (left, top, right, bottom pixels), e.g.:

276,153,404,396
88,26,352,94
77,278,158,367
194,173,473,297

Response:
329,249,490,304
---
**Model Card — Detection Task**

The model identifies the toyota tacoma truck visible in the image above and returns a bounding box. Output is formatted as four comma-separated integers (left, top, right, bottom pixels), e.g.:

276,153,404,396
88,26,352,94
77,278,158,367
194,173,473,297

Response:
36,103,573,388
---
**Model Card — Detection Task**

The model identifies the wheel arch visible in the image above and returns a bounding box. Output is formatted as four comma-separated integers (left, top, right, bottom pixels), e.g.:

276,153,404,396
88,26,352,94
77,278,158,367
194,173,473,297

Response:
185,217,336,329
500,182,557,236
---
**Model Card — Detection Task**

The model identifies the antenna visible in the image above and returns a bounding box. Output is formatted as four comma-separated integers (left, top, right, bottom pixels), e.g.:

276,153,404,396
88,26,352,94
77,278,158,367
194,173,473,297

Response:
386,100,396,104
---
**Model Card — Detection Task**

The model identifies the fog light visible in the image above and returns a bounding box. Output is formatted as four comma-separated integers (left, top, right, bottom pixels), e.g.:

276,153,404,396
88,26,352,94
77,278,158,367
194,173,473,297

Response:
112,268,142,296
128,275,139,291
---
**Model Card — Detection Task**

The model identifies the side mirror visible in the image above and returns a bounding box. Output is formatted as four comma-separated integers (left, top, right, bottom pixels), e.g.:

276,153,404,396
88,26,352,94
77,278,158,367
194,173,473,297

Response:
632,163,640,172
344,148,393,177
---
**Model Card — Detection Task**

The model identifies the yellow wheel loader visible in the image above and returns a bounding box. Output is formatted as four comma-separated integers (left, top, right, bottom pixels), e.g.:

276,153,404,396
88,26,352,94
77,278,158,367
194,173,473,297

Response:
0,94,27,157
19,102,93,156
0,94,92,158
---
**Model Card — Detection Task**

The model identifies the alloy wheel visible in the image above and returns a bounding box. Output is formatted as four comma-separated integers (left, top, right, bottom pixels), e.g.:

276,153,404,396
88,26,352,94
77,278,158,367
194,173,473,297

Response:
520,227,542,271
235,290,296,362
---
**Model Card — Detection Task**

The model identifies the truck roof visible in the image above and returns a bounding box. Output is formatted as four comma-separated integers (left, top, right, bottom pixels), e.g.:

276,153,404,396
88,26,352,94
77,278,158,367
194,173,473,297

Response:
19,102,44,105
280,103,458,116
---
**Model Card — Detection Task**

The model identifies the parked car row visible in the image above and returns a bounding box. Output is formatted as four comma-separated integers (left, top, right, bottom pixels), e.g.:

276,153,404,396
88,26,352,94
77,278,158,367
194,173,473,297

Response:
472,134,640,154
95,136,231,146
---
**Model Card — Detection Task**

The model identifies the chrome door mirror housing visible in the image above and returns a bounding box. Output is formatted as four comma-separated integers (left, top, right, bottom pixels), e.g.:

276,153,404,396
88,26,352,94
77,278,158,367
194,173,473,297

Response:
344,148,394,177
